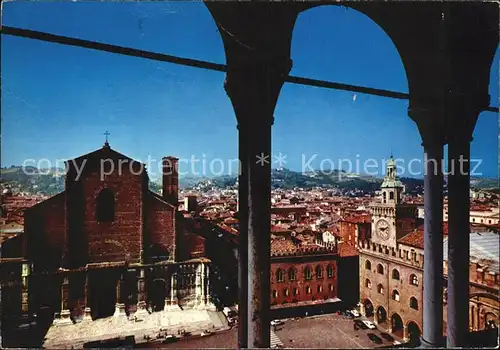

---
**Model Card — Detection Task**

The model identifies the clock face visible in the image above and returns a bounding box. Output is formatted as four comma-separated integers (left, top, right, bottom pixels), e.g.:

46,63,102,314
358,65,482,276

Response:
376,219,391,240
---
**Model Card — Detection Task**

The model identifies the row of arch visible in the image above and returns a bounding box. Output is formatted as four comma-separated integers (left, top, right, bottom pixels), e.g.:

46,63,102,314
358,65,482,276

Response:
363,298,421,344
272,283,336,298
365,260,419,286
274,265,335,282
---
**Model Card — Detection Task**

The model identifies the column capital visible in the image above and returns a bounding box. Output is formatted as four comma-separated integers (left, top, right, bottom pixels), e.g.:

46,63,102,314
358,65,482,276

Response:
444,92,489,144
408,105,447,148
225,55,292,129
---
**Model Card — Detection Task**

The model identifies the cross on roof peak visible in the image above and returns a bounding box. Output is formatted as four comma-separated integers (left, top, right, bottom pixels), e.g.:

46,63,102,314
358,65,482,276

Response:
103,130,110,147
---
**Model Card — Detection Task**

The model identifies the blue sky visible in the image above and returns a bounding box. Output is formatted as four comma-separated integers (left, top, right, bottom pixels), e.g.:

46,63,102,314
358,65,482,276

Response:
1,2,498,179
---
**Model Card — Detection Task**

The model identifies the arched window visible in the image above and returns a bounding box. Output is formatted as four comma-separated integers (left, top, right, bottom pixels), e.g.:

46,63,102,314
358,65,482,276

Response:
327,264,334,278
410,297,419,310
410,274,419,286
392,290,400,302
276,268,284,283
383,192,387,203
390,191,394,200
96,188,115,222
272,290,278,298
329,284,335,292
392,269,400,280
315,265,323,279
365,260,372,270
306,286,311,294
317,285,323,293
377,284,384,294
377,264,384,274
288,268,296,281
283,288,289,297
365,279,372,289
293,288,299,296
304,267,312,280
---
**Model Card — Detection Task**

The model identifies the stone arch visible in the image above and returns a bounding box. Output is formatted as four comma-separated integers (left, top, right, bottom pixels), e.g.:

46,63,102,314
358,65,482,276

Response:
315,265,323,279
484,312,498,330
362,298,374,318
304,265,312,280
276,267,285,282
148,243,170,262
95,187,115,223
149,278,167,312
290,4,409,92
376,305,388,324
406,320,421,345
409,296,419,310
390,312,404,338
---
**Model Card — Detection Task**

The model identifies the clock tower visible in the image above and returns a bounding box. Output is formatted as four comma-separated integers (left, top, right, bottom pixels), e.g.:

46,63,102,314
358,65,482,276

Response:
370,156,406,249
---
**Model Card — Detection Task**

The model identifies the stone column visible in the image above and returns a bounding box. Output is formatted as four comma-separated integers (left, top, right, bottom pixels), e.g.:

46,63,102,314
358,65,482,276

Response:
409,109,445,348
360,302,365,317
475,304,480,331
164,267,172,309
135,268,148,318
170,272,178,306
114,272,126,318
447,131,472,347
54,275,72,326
236,121,249,349
403,324,408,341
225,53,291,348
21,263,30,314
205,264,216,311
200,263,206,307
83,272,92,321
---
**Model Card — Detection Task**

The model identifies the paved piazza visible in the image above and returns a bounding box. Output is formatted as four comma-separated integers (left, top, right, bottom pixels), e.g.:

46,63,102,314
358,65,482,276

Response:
276,314,403,348
140,313,404,348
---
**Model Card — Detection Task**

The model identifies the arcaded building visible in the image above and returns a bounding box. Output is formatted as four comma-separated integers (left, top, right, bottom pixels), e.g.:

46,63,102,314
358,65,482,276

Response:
359,157,499,343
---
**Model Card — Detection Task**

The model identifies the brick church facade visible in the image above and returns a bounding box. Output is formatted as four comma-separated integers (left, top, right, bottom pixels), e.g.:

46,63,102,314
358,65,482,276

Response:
22,142,214,325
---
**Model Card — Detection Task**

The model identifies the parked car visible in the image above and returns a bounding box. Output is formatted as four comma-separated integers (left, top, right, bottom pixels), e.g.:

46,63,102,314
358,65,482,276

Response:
367,333,383,344
271,319,284,326
350,309,361,317
162,335,178,344
342,311,354,318
362,320,377,330
201,330,213,337
380,332,394,342
354,320,368,330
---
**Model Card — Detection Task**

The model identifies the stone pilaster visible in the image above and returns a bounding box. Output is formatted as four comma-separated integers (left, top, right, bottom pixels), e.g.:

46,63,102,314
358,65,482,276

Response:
113,273,126,318
135,268,148,318
21,263,30,314
54,275,72,326
83,272,92,321
205,264,216,311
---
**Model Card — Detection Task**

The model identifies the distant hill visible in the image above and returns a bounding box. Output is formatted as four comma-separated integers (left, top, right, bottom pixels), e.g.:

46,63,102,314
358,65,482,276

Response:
2,165,497,196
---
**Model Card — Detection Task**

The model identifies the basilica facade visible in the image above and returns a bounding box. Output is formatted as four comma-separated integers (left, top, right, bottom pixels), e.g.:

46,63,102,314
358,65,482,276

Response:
22,142,214,326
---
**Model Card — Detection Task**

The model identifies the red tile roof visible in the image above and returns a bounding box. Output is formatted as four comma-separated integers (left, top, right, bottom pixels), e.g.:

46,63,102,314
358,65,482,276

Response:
397,229,424,249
